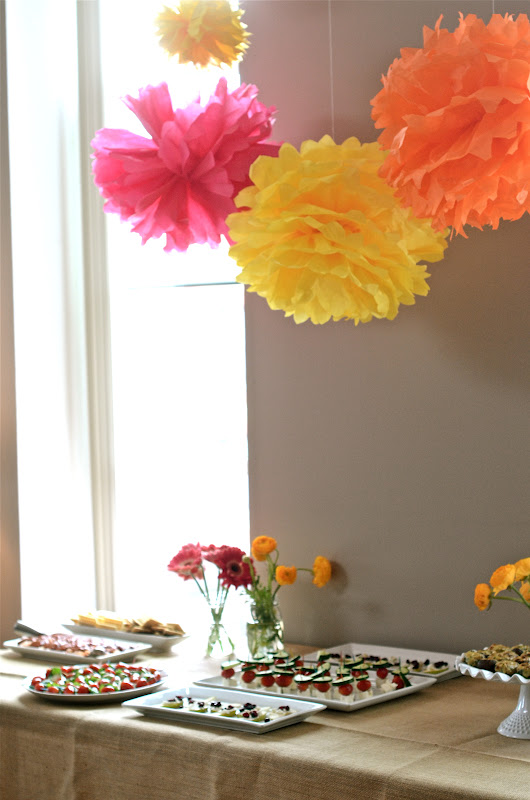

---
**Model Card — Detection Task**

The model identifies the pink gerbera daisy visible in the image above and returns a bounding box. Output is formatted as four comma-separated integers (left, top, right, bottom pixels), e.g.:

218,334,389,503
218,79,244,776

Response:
168,542,204,581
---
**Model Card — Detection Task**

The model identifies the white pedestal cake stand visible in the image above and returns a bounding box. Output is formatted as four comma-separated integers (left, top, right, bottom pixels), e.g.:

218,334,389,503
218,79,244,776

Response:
456,655,530,739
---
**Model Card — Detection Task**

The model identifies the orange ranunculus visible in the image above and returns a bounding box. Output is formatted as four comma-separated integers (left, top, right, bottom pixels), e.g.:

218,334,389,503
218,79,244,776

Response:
312,556,332,588
275,565,297,586
514,558,530,581
251,535,277,562
489,564,516,595
520,582,530,602
474,583,492,611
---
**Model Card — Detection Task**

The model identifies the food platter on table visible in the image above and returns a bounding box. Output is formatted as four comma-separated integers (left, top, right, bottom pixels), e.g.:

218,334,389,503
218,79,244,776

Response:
23,662,167,703
122,685,325,734
194,648,436,712
456,644,530,739
63,612,187,652
4,632,151,664
303,642,460,681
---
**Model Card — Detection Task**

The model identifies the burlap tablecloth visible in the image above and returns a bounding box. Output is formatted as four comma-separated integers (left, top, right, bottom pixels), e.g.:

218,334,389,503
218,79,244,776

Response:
1,640,529,800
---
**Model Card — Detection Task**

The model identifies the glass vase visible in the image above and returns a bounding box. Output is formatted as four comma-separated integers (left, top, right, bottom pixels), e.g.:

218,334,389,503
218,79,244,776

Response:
205,601,235,659
246,597,284,658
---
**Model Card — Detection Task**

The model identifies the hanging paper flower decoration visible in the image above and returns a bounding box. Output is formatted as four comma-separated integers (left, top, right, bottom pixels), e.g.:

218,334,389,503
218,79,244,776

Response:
371,13,530,235
91,78,279,252
227,136,448,325
155,1,250,68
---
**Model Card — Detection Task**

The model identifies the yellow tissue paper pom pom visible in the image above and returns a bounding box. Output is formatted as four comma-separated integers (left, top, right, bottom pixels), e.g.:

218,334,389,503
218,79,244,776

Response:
155,1,250,68
228,136,448,325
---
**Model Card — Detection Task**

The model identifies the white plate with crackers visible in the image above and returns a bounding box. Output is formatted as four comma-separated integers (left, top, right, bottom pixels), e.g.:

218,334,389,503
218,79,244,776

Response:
64,613,188,652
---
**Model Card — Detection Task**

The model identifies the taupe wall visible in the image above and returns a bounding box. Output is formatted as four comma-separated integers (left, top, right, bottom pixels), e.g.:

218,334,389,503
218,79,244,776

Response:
240,0,530,653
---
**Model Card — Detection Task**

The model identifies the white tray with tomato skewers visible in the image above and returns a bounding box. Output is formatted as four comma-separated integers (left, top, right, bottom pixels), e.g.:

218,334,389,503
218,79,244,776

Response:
195,651,436,712
23,662,167,703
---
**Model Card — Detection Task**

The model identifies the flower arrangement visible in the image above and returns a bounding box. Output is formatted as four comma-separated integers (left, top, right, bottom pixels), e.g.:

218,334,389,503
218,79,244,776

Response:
474,558,530,612
168,542,252,656
242,535,332,655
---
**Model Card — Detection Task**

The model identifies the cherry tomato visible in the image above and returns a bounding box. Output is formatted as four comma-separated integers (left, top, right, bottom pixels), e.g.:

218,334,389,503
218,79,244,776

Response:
376,668,388,680
275,674,293,688
338,684,353,696
101,686,115,693
357,679,371,692
296,682,309,692
221,668,235,679
120,681,133,691
241,670,256,683
46,685,60,693
260,675,275,688
315,682,330,692
77,685,90,694
392,675,405,689
63,684,76,695
31,676,44,687
135,678,148,688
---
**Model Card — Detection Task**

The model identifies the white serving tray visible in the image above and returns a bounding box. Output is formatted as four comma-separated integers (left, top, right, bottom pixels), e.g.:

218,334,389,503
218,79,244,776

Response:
123,685,325,734
307,641,460,682
62,623,188,652
194,671,435,712
23,674,167,703
3,637,151,664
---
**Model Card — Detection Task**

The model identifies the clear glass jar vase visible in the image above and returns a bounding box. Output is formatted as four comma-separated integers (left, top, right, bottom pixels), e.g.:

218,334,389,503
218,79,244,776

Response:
205,601,235,659
246,597,284,658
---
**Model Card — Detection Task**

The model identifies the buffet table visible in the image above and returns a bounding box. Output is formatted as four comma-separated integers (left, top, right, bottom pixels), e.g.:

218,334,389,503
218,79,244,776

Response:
1,638,529,800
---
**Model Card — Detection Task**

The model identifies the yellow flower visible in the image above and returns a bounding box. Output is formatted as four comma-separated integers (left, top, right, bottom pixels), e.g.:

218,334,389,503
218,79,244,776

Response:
228,136,448,325
155,1,250,68
275,565,297,585
312,556,332,588
489,564,516,595
251,535,277,562
514,558,530,581
474,583,492,611
520,582,530,602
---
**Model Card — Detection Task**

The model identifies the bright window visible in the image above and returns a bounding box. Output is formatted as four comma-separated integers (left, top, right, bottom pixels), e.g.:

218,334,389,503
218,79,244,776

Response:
9,0,250,631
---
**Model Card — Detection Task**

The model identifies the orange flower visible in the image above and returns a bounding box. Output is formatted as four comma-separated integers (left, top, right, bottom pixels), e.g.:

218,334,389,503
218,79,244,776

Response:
275,565,297,586
489,564,516,595
520,582,530,602
312,556,332,588
474,583,492,611
514,558,530,581
251,535,277,562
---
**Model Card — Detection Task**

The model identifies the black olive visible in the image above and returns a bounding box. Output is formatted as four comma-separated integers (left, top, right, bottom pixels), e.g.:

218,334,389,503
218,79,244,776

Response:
477,658,496,671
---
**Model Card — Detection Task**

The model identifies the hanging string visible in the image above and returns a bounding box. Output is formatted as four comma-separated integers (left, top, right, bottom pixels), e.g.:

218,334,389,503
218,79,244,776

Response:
328,0,336,141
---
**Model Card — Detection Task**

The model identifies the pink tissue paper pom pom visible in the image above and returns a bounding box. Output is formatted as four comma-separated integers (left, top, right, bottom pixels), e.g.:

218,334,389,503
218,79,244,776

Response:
91,77,280,252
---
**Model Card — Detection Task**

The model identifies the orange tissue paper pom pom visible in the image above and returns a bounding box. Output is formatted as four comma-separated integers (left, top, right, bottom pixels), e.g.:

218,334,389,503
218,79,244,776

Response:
371,13,530,235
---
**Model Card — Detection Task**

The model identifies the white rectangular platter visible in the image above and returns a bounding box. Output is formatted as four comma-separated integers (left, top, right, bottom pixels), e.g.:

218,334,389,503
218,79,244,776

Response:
311,642,460,682
3,637,151,664
62,623,188,652
123,685,325,734
195,672,435,712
